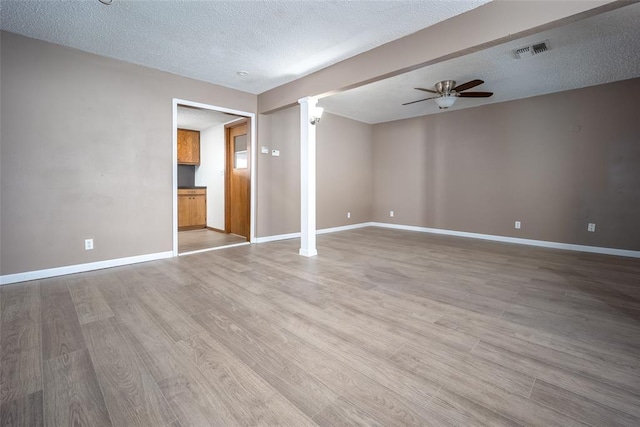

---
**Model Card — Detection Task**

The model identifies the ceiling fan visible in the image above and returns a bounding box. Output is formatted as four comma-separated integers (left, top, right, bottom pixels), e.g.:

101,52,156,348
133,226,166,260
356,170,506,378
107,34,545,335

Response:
403,79,493,109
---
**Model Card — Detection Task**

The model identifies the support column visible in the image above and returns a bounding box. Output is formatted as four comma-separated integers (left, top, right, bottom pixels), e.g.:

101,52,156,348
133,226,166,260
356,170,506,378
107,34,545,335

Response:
298,97,318,257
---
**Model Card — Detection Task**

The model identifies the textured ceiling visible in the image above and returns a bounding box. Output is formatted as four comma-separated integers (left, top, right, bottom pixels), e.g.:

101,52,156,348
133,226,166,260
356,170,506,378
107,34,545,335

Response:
0,0,489,94
320,2,640,124
177,106,241,131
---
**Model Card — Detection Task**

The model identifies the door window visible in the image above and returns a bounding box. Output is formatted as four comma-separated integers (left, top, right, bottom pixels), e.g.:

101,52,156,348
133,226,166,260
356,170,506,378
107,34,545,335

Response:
234,134,248,169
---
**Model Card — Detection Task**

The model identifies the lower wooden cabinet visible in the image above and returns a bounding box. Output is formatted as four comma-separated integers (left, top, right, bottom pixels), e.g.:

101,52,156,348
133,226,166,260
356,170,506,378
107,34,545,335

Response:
178,188,206,230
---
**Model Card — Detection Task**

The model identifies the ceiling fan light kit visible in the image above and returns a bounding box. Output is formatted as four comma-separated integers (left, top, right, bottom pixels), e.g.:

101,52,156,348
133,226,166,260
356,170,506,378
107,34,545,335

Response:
435,95,457,109
403,79,493,109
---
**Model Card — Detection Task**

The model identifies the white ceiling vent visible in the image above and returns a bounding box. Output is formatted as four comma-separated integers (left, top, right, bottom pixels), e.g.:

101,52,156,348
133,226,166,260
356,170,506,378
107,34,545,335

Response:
514,40,550,59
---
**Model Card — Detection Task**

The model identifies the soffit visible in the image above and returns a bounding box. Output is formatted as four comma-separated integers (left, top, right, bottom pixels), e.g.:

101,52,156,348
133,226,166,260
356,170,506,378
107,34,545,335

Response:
177,106,241,131
319,2,640,124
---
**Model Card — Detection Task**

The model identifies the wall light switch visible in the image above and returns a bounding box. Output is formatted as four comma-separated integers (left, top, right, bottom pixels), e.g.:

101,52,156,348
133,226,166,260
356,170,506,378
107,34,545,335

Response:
390,211,394,217
261,146,269,154
515,221,521,229
271,149,280,157
347,212,351,219
85,239,94,250
588,223,596,232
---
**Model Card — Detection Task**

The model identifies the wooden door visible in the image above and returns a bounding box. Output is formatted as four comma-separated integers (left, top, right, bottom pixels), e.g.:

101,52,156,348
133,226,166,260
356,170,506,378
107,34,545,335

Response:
225,121,250,240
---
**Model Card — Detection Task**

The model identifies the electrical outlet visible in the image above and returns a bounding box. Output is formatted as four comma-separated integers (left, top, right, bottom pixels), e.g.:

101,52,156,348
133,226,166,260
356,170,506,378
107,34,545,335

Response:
588,223,596,232
347,212,351,219
271,149,280,157
390,211,394,217
515,221,521,229
84,239,94,250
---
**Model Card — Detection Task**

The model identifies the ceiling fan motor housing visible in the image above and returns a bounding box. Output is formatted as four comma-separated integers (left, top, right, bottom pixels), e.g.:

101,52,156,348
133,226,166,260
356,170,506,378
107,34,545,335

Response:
435,80,457,95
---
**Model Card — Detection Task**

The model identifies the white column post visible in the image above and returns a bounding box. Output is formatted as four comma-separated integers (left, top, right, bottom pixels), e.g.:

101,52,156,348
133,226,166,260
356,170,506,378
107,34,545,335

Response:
298,97,318,257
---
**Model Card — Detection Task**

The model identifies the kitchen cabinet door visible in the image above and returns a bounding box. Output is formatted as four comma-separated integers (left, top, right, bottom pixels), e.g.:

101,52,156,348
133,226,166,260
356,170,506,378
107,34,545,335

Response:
178,188,207,230
191,195,206,227
177,129,200,165
178,195,191,228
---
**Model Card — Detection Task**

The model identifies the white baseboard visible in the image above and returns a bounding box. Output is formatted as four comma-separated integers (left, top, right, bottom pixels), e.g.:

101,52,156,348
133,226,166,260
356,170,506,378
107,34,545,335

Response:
5,221,636,286
371,222,640,258
316,222,373,235
254,222,373,244
0,251,173,286
179,241,250,256
1,222,372,284
253,232,301,244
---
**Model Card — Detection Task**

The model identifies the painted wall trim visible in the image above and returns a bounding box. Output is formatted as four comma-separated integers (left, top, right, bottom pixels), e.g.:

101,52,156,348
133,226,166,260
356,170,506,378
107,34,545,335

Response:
253,222,373,243
371,222,640,259
253,232,302,244
178,241,250,256
4,221,637,285
0,251,174,286
317,222,372,235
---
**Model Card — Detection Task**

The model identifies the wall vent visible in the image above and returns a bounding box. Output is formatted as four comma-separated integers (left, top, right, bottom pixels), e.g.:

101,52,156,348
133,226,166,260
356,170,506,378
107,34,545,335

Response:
514,40,550,59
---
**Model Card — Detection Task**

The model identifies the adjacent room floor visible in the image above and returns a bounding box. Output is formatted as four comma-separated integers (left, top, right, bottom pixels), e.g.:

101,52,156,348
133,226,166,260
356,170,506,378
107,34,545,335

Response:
178,228,246,253
1,227,639,426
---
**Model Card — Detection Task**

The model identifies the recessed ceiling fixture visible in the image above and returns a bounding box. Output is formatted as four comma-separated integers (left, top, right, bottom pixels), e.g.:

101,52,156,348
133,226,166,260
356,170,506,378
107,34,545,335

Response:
98,0,113,5
236,71,249,77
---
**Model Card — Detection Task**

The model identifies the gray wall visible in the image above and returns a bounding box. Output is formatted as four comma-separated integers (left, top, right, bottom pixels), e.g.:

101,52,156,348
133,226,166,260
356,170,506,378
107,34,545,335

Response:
372,78,640,251
3,29,638,277
256,107,301,237
0,32,257,275
256,107,373,238
317,113,373,229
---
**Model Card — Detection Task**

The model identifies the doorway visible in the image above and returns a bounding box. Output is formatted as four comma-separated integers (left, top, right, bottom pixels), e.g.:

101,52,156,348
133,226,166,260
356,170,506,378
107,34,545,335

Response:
172,99,256,256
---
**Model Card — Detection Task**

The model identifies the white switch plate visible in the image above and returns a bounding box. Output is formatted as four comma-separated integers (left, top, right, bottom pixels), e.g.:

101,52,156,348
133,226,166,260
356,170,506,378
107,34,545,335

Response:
85,238,94,250
271,149,280,157
261,146,269,154
390,210,394,217
588,223,596,232
515,221,521,229
347,212,351,219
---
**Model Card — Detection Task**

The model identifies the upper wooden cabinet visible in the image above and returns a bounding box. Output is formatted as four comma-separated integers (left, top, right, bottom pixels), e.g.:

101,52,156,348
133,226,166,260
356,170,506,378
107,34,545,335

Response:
177,129,200,165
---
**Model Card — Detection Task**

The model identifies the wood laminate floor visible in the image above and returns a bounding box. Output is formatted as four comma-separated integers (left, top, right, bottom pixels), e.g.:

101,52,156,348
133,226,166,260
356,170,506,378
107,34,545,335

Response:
2,227,640,426
178,228,246,253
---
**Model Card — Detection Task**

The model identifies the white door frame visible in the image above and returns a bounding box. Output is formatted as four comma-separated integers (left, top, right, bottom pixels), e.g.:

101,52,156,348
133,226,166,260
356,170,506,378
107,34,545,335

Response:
172,98,257,256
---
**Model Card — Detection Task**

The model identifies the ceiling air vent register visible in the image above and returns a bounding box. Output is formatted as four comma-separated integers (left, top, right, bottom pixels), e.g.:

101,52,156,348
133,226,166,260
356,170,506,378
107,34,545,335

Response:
514,40,550,59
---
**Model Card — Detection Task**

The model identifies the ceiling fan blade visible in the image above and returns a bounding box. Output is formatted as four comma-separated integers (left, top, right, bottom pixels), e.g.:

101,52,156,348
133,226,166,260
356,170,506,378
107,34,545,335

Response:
415,87,437,94
453,79,484,92
458,91,493,98
402,96,438,105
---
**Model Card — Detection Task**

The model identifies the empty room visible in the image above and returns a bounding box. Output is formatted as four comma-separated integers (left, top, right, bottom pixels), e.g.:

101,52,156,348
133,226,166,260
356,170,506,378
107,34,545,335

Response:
1,1,639,426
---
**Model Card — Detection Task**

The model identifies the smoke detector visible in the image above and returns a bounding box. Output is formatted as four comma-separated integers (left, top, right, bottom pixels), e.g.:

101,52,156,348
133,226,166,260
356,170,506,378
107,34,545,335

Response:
514,40,550,59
